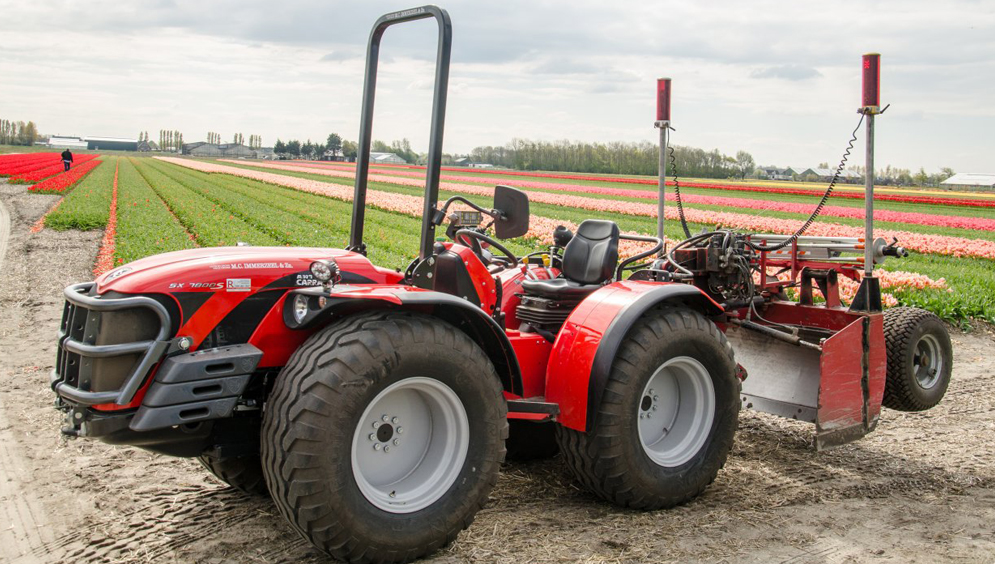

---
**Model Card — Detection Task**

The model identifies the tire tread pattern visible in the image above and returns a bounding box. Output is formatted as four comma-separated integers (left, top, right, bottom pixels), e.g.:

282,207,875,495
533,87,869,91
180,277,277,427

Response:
882,306,952,412
557,306,739,510
261,312,506,564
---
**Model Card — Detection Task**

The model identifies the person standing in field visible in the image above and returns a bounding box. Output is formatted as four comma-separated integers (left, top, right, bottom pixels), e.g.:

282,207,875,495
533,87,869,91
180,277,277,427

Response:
61,148,73,171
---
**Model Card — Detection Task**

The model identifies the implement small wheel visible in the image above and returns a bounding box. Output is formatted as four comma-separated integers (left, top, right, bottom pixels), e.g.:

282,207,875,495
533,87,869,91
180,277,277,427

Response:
197,453,268,496
261,312,507,564
556,306,739,510
883,307,953,411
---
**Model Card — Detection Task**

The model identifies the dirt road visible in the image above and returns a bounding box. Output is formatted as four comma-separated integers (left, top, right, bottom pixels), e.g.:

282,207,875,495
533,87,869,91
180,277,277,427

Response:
1,182,994,563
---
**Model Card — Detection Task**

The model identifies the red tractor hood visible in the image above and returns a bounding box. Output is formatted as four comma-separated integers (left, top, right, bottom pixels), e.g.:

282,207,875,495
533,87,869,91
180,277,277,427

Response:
95,246,399,295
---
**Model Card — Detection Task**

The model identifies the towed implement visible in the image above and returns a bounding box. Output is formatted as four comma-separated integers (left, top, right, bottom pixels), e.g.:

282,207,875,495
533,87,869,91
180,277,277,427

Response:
51,6,953,563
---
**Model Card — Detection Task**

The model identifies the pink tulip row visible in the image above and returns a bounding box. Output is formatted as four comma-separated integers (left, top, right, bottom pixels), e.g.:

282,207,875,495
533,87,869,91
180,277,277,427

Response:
282,161,995,231
299,160,995,209
220,159,995,261
159,157,953,303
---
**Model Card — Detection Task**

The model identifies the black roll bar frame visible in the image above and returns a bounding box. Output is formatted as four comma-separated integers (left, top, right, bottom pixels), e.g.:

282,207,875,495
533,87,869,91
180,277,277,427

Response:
347,5,452,260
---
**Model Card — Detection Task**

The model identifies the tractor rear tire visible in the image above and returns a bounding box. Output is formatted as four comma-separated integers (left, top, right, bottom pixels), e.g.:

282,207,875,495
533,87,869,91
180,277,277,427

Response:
556,306,739,510
883,307,953,411
505,420,559,461
197,453,268,496
261,312,507,564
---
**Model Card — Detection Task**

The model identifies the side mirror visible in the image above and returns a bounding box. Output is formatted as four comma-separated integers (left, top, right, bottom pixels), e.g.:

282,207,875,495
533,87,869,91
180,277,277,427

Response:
493,185,529,240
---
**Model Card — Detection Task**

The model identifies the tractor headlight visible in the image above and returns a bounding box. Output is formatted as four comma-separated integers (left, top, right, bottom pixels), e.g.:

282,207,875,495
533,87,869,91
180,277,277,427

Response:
293,294,310,324
310,259,339,284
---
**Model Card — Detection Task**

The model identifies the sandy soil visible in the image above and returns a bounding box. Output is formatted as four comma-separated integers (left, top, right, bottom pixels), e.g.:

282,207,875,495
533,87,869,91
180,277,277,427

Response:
1,181,994,564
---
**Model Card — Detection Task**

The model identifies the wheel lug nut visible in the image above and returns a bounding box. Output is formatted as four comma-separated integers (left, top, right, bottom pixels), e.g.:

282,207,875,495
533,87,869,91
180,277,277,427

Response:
653,395,659,401
639,413,645,419
373,443,381,451
391,417,399,424
383,446,390,453
397,427,403,434
372,421,380,429
652,406,657,411
647,413,652,419
393,439,399,446
369,433,376,441
382,414,389,422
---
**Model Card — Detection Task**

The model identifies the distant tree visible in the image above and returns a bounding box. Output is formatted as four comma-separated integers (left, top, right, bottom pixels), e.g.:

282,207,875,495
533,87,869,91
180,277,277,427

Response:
342,140,358,159
939,167,955,182
390,138,417,163
22,121,38,145
913,167,929,186
371,140,391,153
735,151,755,179
326,133,342,156
274,139,286,154
286,140,301,157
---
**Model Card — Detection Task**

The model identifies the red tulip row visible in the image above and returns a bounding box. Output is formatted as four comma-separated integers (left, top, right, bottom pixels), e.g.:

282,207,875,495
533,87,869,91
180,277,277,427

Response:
10,154,98,183
220,159,995,261
27,159,103,193
282,161,995,231
0,152,61,176
300,159,995,209
93,162,120,276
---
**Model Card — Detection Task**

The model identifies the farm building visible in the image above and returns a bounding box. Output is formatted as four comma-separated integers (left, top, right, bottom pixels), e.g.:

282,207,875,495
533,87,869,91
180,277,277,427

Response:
941,173,995,189
758,166,793,181
137,140,160,152
370,152,407,164
185,143,255,158
789,167,862,183
85,136,138,151
45,136,89,150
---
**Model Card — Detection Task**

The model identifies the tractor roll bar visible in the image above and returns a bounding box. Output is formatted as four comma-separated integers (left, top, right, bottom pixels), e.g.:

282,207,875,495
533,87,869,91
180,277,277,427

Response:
348,6,453,260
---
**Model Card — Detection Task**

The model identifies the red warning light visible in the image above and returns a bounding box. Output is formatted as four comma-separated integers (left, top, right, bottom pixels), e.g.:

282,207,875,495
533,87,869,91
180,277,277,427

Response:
656,78,671,122
862,54,880,108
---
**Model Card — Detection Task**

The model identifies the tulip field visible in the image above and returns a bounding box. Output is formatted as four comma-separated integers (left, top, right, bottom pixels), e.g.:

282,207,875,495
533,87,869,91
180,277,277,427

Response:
0,151,101,189
22,155,995,326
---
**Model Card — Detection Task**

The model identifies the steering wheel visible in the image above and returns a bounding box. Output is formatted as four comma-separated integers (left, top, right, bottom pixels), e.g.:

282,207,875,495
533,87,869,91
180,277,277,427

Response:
455,229,517,267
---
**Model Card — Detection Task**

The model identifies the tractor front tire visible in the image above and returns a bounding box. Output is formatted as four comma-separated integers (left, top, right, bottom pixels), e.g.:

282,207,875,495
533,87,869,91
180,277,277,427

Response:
556,306,739,510
261,312,507,564
883,307,953,411
197,453,268,496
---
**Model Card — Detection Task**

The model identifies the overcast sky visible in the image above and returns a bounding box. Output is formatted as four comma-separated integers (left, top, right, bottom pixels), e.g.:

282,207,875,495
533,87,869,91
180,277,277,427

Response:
2,0,993,172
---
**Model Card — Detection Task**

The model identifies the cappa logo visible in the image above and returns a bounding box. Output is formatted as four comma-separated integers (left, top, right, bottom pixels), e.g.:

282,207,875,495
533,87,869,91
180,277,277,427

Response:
295,273,321,287
105,267,132,280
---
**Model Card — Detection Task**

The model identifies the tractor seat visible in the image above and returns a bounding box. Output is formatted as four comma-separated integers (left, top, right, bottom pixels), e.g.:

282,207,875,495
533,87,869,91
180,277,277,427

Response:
521,220,620,300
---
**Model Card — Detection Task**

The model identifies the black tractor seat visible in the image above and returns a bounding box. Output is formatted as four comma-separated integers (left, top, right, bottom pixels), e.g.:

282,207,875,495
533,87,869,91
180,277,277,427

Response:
521,220,620,300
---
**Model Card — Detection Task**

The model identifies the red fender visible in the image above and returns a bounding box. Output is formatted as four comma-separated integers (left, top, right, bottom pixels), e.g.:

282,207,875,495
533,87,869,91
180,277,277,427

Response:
544,280,723,432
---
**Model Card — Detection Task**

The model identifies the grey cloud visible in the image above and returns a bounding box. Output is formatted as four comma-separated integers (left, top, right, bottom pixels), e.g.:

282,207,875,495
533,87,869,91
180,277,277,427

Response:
750,65,822,81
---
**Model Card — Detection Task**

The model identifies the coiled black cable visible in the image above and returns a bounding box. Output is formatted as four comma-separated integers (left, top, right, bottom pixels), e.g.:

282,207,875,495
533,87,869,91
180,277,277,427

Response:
668,113,865,251
744,112,865,252
667,144,693,238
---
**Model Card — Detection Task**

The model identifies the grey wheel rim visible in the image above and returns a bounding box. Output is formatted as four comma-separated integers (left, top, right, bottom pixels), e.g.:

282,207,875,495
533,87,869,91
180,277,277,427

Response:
351,377,469,514
637,356,716,467
913,333,944,389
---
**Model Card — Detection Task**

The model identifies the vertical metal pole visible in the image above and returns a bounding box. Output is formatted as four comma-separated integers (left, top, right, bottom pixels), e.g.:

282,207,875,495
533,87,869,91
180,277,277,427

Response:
657,125,668,255
863,113,874,277
655,77,671,256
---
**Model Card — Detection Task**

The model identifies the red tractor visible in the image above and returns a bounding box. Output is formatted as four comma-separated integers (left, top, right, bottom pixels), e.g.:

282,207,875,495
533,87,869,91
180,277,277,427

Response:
52,6,952,563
